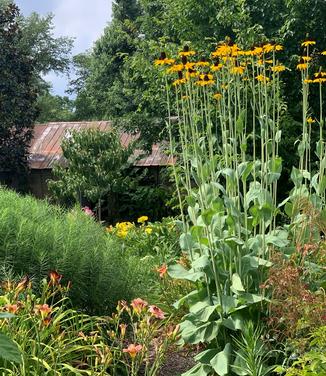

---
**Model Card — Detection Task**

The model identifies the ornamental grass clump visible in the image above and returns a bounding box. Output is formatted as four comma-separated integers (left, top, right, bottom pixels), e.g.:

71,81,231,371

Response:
155,37,326,375
0,188,157,314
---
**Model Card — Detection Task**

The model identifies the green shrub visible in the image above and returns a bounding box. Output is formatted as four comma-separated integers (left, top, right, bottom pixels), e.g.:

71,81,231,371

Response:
0,188,156,314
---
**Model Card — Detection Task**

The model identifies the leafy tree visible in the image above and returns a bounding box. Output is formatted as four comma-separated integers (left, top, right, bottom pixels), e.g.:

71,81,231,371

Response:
0,2,38,173
36,91,75,123
48,128,135,221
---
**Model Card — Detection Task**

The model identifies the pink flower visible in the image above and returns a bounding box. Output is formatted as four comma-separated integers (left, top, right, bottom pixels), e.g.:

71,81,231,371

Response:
149,305,165,319
123,344,143,358
82,206,94,217
131,298,148,314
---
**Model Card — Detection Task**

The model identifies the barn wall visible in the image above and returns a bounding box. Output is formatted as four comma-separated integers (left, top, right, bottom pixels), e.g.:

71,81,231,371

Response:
27,170,54,198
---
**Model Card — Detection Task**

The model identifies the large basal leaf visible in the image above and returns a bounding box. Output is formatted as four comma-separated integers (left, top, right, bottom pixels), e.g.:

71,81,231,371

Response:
181,363,211,376
0,333,21,364
210,343,231,376
168,264,204,282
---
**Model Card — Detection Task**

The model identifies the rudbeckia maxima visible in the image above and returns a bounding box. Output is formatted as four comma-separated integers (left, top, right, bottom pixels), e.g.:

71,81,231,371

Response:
256,74,270,82
213,93,222,100
230,65,245,75
297,58,308,70
301,40,316,47
154,52,175,66
179,45,195,57
271,65,286,72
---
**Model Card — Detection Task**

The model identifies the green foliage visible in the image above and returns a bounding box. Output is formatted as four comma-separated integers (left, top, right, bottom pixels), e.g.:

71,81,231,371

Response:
0,188,157,314
49,128,135,220
36,92,75,123
0,2,38,173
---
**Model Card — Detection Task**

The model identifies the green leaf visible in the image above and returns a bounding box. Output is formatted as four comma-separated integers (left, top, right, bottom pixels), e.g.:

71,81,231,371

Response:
210,343,231,375
231,273,245,292
195,349,218,364
0,333,21,364
168,264,203,282
181,363,211,376
180,233,194,250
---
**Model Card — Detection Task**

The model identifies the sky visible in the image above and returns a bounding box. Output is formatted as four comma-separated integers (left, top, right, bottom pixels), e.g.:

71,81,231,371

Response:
15,0,113,96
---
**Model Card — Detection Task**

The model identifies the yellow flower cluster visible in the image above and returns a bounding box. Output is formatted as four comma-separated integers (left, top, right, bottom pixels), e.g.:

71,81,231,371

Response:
106,216,152,238
116,222,134,238
154,38,326,98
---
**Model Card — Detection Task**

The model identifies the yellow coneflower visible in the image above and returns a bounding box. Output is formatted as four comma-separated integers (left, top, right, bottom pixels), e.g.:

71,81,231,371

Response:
253,46,263,56
213,93,222,100
263,43,274,53
274,44,283,51
256,74,270,82
301,40,316,47
271,65,286,72
195,59,210,67
211,62,223,71
154,52,175,66
154,58,175,66
185,68,199,79
263,43,283,53
307,117,316,124
322,51,326,55
221,84,228,90
297,58,308,70
257,58,273,66
313,73,326,84
195,74,214,86
304,78,314,84
199,73,213,80
179,45,196,57
184,62,195,70
172,78,187,86
167,64,184,73
302,56,312,62
230,65,245,75
212,43,240,57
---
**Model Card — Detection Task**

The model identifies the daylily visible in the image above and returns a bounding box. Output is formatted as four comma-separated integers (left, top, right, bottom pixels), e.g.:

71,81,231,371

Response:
35,304,52,318
156,264,167,278
48,270,63,286
149,305,165,319
123,344,143,358
131,298,148,314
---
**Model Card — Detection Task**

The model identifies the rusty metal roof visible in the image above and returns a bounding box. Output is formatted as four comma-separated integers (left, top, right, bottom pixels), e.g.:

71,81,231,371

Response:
29,121,174,169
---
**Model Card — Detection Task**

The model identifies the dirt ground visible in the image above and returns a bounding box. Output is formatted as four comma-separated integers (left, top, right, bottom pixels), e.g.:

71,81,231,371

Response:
159,348,197,376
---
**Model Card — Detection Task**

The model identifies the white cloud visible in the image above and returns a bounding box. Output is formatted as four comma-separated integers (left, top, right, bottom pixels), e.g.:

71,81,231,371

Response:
53,0,112,54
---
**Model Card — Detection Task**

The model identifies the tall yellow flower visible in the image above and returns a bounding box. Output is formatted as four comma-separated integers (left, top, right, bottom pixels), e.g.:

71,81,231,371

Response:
297,58,308,70
154,52,175,66
256,74,270,82
301,40,316,47
230,65,245,75
179,45,196,57
271,65,286,72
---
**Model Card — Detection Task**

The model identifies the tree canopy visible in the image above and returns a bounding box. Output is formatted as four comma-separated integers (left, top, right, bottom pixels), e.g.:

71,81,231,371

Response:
0,2,38,172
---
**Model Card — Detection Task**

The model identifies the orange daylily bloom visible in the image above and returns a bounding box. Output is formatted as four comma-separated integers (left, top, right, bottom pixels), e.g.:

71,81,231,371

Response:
156,264,167,278
5,304,19,314
35,304,52,318
48,270,63,286
149,305,165,319
131,298,148,314
123,344,143,358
